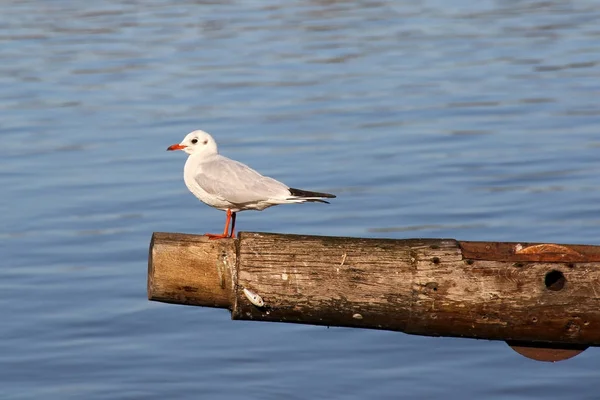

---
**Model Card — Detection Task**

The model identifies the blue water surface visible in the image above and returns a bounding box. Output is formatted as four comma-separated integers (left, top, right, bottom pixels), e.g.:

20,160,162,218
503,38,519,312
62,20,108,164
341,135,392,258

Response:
1,1,600,399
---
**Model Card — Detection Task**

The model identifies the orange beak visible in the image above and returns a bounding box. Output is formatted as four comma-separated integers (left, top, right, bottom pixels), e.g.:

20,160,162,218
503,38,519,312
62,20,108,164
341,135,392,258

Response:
167,144,186,151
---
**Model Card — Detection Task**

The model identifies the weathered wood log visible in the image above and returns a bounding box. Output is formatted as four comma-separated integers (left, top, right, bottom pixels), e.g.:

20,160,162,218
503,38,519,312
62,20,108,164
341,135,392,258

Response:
148,231,600,360
147,233,236,308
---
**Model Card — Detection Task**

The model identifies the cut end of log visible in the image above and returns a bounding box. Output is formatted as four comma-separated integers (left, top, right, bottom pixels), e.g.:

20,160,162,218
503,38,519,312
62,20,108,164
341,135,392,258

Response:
147,233,156,300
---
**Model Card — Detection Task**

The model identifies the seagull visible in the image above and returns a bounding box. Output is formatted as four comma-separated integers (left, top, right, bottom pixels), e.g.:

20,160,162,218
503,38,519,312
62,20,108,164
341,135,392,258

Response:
167,130,336,239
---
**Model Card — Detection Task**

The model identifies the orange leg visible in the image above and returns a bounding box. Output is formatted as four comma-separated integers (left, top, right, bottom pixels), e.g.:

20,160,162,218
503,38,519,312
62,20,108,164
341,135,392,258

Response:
229,212,237,238
205,209,232,240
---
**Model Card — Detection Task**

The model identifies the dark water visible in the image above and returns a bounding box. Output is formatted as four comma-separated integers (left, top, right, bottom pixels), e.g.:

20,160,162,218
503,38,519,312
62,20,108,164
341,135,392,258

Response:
2,1,600,398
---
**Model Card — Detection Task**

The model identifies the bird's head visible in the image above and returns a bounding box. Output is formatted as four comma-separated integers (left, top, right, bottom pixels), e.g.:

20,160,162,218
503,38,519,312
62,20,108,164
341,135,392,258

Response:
167,130,218,156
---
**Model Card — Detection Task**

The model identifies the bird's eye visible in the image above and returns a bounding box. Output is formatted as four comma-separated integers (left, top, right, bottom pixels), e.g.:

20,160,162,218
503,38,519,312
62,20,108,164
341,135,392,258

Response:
191,138,198,144
203,139,208,145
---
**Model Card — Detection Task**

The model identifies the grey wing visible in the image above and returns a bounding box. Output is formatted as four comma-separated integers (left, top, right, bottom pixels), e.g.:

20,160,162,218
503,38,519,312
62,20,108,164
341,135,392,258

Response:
195,156,290,205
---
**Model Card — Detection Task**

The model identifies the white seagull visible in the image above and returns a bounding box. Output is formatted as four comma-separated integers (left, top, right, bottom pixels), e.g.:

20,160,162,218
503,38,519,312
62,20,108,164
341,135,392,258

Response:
167,130,336,239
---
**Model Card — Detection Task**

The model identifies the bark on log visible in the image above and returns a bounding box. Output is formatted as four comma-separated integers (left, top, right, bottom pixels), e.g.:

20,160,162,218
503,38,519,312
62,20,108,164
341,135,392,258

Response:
148,231,600,347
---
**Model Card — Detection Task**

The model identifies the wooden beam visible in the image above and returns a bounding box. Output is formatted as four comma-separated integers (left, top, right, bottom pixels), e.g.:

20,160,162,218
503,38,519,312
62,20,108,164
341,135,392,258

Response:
148,231,600,349
147,232,236,308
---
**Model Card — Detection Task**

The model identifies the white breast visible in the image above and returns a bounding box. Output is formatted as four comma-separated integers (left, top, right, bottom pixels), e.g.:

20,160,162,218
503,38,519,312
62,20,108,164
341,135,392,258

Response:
183,155,233,211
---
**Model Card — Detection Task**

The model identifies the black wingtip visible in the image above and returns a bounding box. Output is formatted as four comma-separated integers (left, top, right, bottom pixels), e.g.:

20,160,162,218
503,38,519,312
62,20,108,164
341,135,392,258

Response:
289,187,336,199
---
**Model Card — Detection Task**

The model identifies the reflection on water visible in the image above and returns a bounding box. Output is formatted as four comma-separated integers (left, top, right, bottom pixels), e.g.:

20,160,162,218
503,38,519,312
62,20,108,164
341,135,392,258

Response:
1,0,600,398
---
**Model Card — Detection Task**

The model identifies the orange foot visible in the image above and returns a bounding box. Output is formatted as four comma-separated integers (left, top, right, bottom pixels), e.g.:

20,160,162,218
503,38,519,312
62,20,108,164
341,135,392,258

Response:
206,209,237,239
204,233,235,240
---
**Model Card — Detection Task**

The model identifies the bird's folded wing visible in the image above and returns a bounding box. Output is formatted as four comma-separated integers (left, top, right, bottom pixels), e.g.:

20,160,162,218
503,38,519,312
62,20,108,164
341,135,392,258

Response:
194,156,289,205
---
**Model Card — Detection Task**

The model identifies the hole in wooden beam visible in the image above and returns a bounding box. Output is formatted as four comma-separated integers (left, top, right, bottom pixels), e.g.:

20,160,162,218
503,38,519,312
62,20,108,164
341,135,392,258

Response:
544,270,566,291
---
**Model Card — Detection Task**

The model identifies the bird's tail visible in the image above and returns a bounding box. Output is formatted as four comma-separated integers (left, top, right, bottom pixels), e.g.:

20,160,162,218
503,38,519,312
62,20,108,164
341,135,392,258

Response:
287,187,336,204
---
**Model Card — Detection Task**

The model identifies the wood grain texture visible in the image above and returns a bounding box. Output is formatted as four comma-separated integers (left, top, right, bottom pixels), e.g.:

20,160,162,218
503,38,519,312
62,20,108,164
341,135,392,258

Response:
409,253,600,343
148,231,600,346
234,232,420,331
460,241,600,262
148,232,236,308
232,233,600,345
